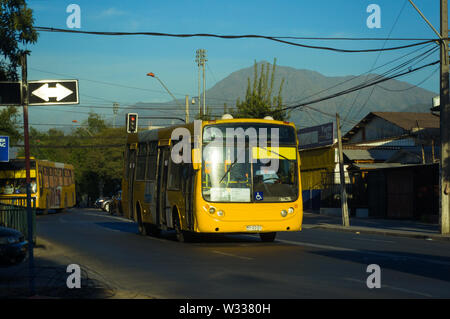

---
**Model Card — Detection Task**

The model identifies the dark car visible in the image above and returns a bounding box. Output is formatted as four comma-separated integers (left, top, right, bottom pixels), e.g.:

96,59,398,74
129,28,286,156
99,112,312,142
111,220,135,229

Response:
0,226,28,266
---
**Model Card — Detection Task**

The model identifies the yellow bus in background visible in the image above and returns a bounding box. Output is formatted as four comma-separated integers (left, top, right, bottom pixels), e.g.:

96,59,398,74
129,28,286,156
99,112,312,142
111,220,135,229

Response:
122,117,303,242
0,158,76,212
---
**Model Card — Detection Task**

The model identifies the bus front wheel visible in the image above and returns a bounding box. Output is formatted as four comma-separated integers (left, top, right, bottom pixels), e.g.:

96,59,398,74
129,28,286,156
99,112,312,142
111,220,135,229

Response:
260,232,276,242
173,212,191,243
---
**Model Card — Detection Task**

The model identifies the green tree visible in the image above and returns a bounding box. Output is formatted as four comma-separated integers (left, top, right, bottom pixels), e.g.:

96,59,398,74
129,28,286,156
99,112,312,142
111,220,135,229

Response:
0,106,21,142
26,113,127,204
233,59,288,121
0,0,38,81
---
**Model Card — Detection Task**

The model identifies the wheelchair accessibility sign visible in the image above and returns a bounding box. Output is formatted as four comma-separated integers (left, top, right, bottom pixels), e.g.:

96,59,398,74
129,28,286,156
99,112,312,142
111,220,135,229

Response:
254,192,263,201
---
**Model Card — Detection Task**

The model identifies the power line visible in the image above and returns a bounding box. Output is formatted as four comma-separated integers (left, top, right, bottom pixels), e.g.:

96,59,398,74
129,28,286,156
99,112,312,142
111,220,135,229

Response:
284,42,437,106
280,59,440,113
34,26,438,53
376,65,439,92
30,67,237,104
344,0,409,125
351,45,439,121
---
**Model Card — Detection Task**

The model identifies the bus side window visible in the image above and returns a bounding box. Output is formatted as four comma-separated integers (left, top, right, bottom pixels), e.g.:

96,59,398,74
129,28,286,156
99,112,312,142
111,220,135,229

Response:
168,160,182,190
58,168,63,186
146,142,158,181
136,143,148,181
39,169,43,193
44,167,49,188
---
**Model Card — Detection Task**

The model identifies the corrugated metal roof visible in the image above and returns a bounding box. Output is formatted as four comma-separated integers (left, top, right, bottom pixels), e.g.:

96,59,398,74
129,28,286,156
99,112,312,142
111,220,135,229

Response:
343,149,397,161
371,112,439,130
349,163,416,170
343,112,440,141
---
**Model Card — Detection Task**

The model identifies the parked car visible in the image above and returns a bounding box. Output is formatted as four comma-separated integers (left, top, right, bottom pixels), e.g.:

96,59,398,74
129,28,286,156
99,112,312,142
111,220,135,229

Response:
0,226,28,266
95,197,111,210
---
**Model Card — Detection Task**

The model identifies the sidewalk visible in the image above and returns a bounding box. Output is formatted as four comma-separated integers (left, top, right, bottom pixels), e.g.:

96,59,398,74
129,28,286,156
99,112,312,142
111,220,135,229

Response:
302,212,450,241
0,237,155,299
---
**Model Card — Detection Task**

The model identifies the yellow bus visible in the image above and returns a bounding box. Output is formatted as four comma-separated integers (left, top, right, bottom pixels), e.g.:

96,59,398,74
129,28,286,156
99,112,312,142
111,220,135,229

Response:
122,116,303,242
0,158,76,212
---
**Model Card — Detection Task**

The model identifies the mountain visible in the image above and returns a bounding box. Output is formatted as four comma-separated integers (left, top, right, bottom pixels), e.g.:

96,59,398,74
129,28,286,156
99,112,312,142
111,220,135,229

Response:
120,61,437,133
203,62,437,131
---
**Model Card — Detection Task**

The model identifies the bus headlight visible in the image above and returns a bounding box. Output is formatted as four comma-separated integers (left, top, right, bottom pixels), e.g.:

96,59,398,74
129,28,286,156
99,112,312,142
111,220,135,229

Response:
288,207,294,214
281,210,288,217
217,210,225,217
209,207,216,214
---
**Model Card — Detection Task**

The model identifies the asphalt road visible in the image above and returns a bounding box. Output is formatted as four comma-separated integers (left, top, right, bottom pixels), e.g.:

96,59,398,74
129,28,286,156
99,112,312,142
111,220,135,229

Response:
35,208,450,298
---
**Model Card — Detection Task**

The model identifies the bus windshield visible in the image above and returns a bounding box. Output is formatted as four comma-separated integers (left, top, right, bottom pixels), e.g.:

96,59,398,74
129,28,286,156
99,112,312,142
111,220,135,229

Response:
0,160,38,195
0,178,37,194
201,124,298,203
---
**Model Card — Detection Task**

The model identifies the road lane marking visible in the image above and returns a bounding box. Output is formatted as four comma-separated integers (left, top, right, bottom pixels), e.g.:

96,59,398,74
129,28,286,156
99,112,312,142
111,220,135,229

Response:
351,238,396,244
274,238,450,267
344,278,433,298
275,239,355,252
212,250,254,260
82,212,135,223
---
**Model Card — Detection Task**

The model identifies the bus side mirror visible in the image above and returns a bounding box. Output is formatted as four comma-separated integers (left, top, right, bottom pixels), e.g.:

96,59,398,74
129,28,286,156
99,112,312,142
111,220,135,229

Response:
192,148,201,170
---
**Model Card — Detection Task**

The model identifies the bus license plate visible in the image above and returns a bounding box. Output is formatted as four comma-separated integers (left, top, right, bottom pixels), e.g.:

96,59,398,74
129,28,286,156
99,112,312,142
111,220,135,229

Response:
246,225,262,231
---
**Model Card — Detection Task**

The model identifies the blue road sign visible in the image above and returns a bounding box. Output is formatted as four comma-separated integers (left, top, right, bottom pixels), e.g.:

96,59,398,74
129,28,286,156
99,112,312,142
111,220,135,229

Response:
0,136,9,162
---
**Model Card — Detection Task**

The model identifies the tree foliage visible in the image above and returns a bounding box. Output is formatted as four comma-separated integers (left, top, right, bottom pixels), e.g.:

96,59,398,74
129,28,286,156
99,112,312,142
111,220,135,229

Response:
0,0,38,81
25,113,127,204
0,106,21,143
232,58,288,121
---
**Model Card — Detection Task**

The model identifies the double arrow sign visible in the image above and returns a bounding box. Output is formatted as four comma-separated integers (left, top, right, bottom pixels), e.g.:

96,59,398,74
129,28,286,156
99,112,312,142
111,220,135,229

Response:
0,79,79,106
28,80,79,105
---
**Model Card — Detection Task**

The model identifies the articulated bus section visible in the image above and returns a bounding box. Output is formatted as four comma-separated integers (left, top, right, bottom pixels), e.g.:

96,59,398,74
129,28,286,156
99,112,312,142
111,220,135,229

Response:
0,158,76,212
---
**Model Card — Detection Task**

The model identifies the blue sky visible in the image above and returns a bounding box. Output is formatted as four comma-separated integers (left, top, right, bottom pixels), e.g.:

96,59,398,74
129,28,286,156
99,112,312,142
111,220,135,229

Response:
25,0,443,125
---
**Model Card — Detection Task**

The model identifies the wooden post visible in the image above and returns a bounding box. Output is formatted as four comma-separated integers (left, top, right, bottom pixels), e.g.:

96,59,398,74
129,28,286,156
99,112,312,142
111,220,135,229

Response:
336,113,350,227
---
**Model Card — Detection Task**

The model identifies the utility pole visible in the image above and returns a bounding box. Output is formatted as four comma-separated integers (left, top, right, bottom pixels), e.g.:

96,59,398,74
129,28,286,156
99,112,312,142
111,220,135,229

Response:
408,0,449,234
20,53,35,295
203,54,207,116
185,95,190,123
336,113,350,227
195,49,207,118
440,0,450,234
113,102,119,128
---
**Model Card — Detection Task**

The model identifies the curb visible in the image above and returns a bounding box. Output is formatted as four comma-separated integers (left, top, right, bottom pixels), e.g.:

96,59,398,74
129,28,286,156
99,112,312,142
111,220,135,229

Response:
302,224,450,242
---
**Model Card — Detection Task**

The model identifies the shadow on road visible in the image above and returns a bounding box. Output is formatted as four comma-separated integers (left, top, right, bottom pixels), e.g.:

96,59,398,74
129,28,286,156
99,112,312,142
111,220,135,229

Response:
0,256,117,299
311,249,450,283
94,220,280,245
95,222,138,233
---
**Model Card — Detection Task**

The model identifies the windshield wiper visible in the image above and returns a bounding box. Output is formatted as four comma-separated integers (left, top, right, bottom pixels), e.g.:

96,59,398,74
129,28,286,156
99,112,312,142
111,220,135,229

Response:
258,146,291,161
219,157,238,183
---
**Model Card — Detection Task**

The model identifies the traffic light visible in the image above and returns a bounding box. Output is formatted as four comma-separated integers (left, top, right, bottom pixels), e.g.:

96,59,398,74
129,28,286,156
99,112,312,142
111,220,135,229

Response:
126,113,138,133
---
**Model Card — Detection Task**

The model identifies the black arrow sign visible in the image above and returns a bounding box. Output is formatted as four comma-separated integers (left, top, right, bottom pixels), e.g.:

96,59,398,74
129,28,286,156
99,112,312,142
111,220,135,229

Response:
28,80,79,105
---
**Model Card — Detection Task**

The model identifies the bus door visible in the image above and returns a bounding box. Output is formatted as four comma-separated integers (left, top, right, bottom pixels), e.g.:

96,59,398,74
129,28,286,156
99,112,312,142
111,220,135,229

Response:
157,147,170,227
183,164,194,230
127,148,136,219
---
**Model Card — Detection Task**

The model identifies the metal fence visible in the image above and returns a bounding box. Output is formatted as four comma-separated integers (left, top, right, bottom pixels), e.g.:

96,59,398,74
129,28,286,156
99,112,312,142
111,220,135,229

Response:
0,197,36,242
320,171,367,209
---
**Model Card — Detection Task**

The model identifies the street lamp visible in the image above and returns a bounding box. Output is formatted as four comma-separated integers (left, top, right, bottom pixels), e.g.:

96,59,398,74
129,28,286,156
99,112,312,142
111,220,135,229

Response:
147,72,190,123
146,72,180,106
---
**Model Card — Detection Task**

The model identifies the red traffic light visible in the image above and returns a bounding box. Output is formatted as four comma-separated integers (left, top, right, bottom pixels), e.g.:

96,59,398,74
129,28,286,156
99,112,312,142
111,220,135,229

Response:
126,113,138,133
